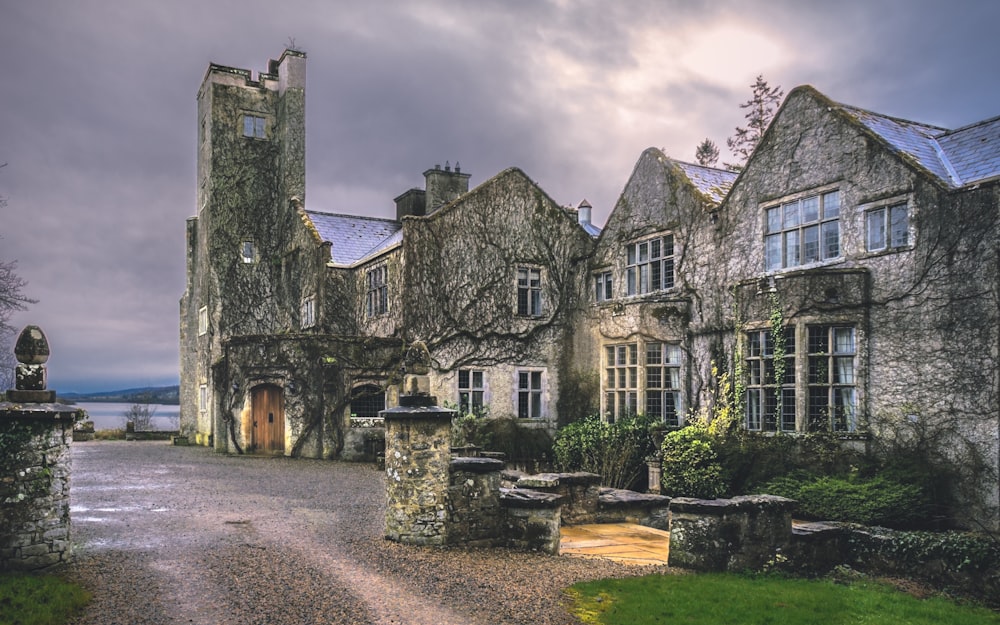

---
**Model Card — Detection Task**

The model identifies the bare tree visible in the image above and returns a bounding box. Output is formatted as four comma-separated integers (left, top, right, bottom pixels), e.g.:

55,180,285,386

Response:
725,75,784,171
122,398,157,431
695,138,720,167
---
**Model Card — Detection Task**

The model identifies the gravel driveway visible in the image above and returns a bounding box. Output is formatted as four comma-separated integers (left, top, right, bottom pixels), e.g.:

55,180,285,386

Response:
65,441,657,625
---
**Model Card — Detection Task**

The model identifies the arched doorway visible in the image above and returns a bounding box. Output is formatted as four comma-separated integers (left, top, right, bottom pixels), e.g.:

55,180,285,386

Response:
251,384,285,454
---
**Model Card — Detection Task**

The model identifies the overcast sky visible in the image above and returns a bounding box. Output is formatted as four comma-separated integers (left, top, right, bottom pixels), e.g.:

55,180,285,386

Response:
1,0,998,393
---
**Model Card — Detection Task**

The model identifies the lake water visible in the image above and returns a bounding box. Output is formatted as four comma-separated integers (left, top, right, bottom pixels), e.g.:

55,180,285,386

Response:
75,402,180,431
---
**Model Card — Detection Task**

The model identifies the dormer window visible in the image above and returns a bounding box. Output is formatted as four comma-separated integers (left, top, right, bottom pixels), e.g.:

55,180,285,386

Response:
517,267,543,317
626,234,674,296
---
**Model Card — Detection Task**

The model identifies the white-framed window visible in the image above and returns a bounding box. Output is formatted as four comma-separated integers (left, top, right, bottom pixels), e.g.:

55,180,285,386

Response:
516,267,543,317
594,271,613,302
242,115,266,139
366,265,388,317
866,203,909,252
301,295,316,329
645,342,683,427
604,344,638,422
764,189,840,271
807,325,857,432
746,327,797,432
199,384,208,412
516,370,544,419
457,369,485,416
241,241,256,264
626,235,674,296
198,306,208,336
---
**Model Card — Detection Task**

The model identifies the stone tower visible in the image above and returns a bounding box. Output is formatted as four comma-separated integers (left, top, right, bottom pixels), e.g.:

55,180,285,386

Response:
180,50,307,447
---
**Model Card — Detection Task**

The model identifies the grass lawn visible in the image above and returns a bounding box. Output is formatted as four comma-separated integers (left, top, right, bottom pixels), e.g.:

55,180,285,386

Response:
0,572,90,625
567,573,1000,625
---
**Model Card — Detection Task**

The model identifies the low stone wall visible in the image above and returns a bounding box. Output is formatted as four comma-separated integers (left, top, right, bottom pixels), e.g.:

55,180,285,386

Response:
668,495,797,572
499,488,562,553
513,472,601,526
0,405,79,571
448,457,503,546
595,488,671,530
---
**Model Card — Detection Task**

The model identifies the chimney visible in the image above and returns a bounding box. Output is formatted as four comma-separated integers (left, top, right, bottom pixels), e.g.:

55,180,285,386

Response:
577,199,593,227
394,188,427,221
424,161,471,214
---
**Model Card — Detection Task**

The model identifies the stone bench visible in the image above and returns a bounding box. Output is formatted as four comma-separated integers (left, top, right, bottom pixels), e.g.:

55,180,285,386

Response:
595,487,671,530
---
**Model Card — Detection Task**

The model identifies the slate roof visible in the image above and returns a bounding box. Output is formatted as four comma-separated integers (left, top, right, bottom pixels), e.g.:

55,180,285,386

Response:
304,211,401,266
839,103,1000,188
674,161,738,204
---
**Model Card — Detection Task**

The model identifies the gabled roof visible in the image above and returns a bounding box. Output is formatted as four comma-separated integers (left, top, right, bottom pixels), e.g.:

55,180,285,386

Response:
673,160,738,205
837,100,1000,188
304,211,401,266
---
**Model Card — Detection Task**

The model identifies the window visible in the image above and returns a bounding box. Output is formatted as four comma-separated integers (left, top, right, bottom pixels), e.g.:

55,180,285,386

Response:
517,267,542,317
807,326,857,432
645,342,683,427
241,241,256,264
199,385,208,412
764,190,840,271
366,265,388,317
746,328,797,432
300,296,316,329
198,306,208,336
457,369,485,416
594,271,613,302
605,344,638,421
626,235,674,296
350,384,386,426
517,370,543,419
867,203,909,251
243,115,266,139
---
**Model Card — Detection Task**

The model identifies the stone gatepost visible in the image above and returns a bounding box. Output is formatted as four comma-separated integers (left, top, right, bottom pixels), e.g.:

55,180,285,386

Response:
382,391,456,546
0,326,80,571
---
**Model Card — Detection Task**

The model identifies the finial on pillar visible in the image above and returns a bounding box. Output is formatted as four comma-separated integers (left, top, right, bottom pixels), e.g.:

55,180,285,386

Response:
7,325,56,403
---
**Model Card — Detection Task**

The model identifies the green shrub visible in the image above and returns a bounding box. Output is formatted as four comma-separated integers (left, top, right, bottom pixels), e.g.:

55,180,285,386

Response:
762,472,930,527
660,424,727,499
553,414,655,490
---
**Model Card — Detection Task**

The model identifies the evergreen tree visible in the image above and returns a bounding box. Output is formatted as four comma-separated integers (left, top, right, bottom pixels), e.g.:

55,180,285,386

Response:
695,138,720,167
725,75,784,171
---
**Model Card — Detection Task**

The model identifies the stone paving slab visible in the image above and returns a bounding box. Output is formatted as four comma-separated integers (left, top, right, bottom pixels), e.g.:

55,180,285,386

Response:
560,522,670,566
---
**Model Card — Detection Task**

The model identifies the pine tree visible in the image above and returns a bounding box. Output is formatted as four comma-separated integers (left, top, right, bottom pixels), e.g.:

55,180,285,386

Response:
694,138,720,167
725,75,784,171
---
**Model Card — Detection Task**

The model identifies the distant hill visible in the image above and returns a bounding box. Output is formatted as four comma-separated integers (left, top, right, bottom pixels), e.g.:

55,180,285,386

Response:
59,385,180,405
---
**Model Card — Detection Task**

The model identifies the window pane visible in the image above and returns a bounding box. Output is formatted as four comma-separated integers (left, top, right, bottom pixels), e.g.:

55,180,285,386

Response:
646,393,662,419
890,204,908,247
784,230,799,268
663,258,674,289
765,234,782,270
650,261,661,292
823,190,840,218
243,115,254,137
604,275,613,300
665,344,681,365
650,238,661,259
833,327,854,353
766,207,781,233
783,202,800,228
531,391,542,418
834,357,854,384
458,370,469,388
626,268,636,296
627,245,636,265
254,116,266,138
747,389,761,430
822,221,840,258
646,342,662,365
617,345,626,365
518,393,529,419
519,371,529,389
638,242,648,262
531,371,542,389
663,235,674,257
531,290,541,316
646,368,662,388
803,225,820,263
472,370,483,388
639,265,648,294
801,196,819,223
628,344,638,365
867,208,886,251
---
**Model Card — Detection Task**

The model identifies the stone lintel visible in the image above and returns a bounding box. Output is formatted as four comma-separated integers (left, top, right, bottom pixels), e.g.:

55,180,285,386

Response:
450,457,504,474
669,494,797,514
499,487,563,509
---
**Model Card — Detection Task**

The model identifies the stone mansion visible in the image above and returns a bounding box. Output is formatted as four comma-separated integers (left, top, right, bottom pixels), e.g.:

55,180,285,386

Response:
180,50,1000,530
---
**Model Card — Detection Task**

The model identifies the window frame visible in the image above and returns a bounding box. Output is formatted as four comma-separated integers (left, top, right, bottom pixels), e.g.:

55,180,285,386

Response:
300,295,316,329
365,265,388,318
866,201,910,253
242,114,266,139
745,327,797,432
516,266,543,317
625,234,675,297
763,188,841,272
457,369,486,416
516,369,544,419
807,325,858,433
240,240,256,264
644,342,683,427
604,343,638,422
199,384,208,412
594,270,613,303
198,306,208,336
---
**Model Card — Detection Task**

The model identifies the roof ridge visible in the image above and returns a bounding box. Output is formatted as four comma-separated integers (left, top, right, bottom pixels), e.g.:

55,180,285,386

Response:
304,209,400,225
938,112,1000,136
836,102,949,136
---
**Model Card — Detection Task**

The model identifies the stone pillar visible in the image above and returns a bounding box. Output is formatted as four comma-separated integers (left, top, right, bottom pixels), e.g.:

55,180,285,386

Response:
382,393,455,546
646,454,662,495
0,326,80,571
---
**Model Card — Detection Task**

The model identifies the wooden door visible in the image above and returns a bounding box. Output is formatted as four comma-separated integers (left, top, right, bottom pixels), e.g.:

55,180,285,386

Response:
251,385,285,454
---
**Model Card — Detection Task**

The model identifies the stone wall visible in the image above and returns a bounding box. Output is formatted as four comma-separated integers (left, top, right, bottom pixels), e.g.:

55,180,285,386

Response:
0,408,77,571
